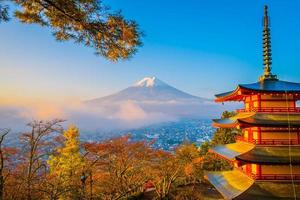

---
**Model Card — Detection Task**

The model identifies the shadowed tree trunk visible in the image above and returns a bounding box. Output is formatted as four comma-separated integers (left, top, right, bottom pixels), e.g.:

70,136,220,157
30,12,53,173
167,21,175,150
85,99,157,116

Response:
19,119,64,200
0,128,10,200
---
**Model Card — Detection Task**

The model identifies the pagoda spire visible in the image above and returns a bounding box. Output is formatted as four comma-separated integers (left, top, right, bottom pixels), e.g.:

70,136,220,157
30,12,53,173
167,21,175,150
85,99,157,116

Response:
259,5,278,81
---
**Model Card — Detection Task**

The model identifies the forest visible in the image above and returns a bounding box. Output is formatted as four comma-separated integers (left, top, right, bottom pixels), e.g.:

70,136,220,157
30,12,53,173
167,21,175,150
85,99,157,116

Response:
0,112,240,200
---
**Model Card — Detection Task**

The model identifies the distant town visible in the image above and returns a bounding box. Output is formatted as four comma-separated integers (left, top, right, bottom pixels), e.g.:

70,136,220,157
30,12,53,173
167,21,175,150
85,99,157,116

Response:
81,119,215,151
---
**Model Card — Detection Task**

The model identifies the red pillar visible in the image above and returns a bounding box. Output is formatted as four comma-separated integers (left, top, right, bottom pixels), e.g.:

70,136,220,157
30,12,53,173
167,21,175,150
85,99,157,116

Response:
249,128,253,142
293,94,296,111
258,94,261,110
258,127,262,144
298,128,300,144
256,165,262,180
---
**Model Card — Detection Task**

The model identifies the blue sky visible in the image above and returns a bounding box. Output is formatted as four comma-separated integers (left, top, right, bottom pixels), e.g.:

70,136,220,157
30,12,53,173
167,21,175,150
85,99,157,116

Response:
1,0,300,101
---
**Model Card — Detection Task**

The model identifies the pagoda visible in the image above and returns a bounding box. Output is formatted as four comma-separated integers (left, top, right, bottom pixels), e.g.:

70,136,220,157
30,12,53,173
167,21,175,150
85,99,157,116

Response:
205,6,300,200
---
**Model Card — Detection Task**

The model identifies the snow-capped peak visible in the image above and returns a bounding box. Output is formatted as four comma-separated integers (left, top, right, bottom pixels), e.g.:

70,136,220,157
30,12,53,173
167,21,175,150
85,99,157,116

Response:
134,77,166,87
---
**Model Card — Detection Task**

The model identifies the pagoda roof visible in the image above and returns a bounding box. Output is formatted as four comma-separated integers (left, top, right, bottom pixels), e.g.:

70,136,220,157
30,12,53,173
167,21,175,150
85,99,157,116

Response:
206,170,300,200
211,142,300,164
236,146,300,164
204,170,254,200
240,79,300,92
236,181,300,200
210,142,255,161
215,79,300,102
215,90,236,98
212,112,300,128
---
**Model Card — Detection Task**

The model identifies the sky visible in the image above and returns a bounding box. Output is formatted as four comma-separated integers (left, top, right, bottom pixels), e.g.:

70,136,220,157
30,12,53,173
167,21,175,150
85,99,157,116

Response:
1,0,300,102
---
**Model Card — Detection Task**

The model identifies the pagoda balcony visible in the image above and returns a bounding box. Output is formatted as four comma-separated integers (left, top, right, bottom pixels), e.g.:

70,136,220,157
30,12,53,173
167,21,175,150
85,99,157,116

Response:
236,136,300,145
237,107,300,113
237,168,300,181
249,173,300,181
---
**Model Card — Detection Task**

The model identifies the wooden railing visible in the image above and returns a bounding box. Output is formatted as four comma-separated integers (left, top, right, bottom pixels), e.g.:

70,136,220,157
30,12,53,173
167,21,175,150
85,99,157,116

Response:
236,136,300,145
236,168,300,180
251,174,300,181
237,107,300,113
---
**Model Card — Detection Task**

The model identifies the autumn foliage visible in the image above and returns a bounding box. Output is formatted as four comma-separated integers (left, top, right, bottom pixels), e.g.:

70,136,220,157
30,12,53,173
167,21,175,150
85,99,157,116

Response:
0,0,142,61
47,125,85,199
0,119,217,200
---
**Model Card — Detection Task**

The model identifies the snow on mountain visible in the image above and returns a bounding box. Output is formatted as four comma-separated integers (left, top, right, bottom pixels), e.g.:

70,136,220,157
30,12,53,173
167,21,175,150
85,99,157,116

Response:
133,77,166,87
87,77,204,104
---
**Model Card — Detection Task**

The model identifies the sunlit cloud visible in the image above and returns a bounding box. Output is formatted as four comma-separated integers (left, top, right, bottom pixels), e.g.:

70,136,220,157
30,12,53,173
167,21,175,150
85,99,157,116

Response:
0,98,179,131
0,94,240,132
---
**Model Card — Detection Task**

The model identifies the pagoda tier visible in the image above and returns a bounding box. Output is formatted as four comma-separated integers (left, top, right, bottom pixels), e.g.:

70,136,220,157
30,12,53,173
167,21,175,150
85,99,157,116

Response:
237,127,300,146
205,170,300,200
209,142,300,180
215,79,300,103
213,112,300,128
210,142,300,164
213,112,300,146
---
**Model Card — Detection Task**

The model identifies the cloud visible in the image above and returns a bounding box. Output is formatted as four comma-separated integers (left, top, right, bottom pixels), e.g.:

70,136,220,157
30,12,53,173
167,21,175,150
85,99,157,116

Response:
0,99,179,132
0,97,241,133
114,101,147,121
65,100,178,131
0,106,29,130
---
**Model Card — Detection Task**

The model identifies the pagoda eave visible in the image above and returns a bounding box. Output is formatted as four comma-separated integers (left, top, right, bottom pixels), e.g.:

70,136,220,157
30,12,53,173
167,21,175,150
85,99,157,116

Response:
236,146,300,165
215,87,246,103
204,170,254,200
209,142,255,162
205,170,300,200
212,143,300,165
236,157,300,165
215,80,300,103
236,120,300,128
239,80,300,96
212,120,240,129
213,113,300,129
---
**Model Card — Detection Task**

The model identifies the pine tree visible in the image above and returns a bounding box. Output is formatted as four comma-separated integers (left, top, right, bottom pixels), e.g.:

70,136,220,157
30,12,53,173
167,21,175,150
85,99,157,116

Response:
0,0,142,61
0,2,8,22
47,125,85,199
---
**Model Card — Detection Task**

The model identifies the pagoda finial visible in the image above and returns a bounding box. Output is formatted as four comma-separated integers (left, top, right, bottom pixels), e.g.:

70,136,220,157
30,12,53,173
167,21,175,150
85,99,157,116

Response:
259,5,278,81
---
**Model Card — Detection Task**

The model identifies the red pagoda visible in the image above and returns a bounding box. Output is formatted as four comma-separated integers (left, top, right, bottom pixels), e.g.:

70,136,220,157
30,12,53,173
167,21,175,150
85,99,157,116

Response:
206,6,300,200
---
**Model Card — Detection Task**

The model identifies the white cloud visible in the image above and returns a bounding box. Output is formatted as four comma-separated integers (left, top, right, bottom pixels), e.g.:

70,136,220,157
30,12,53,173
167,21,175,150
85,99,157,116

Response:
0,97,240,132
114,101,147,121
0,100,179,131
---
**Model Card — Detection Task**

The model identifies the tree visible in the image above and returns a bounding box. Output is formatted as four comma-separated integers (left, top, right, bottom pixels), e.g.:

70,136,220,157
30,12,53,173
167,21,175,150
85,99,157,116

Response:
201,152,232,171
1,146,18,200
1,0,142,61
0,1,8,22
0,128,10,200
199,111,241,171
175,143,203,184
19,119,64,200
211,111,241,145
47,125,85,200
84,135,155,200
150,150,182,200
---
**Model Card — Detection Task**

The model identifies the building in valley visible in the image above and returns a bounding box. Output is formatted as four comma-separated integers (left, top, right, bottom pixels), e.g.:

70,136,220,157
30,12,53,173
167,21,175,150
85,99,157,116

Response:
206,5,300,200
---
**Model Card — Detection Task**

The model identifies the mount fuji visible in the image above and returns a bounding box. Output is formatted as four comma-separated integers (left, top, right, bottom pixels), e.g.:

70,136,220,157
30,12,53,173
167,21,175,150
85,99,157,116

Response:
87,77,201,103
0,77,232,134
85,77,227,119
